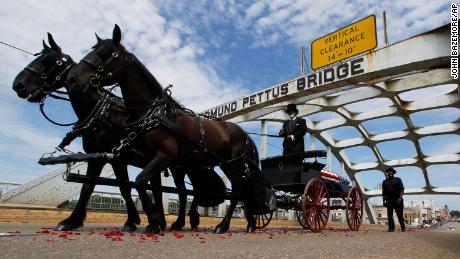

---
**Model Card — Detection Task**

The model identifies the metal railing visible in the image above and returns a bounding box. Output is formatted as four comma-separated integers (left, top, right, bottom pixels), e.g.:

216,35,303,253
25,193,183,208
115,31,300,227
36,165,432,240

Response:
0,182,21,200
67,191,142,211
67,192,200,215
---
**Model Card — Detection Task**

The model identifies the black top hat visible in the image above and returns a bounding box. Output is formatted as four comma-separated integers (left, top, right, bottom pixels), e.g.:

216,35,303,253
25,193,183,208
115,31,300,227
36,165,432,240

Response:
286,103,299,114
385,167,396,174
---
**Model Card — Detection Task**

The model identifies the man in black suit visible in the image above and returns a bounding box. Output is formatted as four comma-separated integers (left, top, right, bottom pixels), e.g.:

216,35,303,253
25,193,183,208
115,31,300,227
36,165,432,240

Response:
382,167,406,232
279,104,307,156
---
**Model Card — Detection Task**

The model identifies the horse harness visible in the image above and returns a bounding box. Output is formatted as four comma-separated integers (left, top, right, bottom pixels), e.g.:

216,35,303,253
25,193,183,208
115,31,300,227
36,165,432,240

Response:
26,52,75,99
57,92,123,150
80,46,134,92
111,89,200,156
29,51,77,126
110,89,260,180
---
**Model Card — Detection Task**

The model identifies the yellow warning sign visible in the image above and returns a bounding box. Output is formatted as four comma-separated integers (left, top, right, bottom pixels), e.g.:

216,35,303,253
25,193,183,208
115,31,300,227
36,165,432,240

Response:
311,15,377,70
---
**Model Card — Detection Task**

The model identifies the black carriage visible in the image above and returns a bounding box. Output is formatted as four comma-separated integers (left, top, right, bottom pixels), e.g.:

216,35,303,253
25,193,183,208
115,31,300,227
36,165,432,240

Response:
249,151,363,233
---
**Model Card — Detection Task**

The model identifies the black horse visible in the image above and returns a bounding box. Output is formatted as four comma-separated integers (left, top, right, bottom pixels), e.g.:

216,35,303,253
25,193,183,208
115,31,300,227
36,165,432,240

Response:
67,25,276,234
11,34,203,232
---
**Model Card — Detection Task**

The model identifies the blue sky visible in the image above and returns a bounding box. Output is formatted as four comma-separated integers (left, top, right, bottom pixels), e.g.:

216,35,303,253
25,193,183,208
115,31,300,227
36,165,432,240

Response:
0,0,458,210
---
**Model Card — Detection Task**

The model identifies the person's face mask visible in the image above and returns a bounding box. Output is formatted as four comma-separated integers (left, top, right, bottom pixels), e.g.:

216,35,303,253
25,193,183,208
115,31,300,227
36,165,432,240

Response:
288,114,296,119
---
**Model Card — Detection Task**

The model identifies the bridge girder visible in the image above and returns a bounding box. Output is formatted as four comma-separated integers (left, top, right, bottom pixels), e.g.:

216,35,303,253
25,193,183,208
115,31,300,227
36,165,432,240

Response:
203,25,459,223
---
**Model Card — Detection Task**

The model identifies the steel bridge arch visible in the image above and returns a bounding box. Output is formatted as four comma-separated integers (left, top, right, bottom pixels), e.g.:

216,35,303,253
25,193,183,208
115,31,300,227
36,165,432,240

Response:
204,24,459,223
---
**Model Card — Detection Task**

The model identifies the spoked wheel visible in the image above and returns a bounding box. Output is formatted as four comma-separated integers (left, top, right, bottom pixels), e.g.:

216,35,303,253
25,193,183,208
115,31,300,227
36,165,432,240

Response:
302,178,330,233
254,212,273,229
346,187,363,231
294,196,308,229
244,208,273,229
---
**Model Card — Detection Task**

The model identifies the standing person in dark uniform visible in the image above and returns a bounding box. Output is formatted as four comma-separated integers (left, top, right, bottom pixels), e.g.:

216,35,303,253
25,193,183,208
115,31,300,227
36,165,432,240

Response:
279,104,307,156
382,167,406,232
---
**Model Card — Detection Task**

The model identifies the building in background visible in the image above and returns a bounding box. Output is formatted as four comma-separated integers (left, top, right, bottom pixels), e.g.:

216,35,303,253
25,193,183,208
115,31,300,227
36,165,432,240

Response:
372,199,451,226
435,205,450,221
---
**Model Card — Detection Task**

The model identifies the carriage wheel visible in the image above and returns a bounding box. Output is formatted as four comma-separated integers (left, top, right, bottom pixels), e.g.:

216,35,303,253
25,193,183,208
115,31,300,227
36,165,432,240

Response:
294,196,308,229
254,212,273,229
346,187,363,231
302,178,330,233
243,208,273,229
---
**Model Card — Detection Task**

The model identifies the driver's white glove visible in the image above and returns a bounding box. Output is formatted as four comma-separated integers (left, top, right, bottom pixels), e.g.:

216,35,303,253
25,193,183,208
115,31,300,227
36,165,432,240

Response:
289,135,295,141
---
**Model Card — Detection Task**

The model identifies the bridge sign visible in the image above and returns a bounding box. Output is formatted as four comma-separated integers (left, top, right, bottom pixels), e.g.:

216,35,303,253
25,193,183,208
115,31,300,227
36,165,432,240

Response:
311,15,377,70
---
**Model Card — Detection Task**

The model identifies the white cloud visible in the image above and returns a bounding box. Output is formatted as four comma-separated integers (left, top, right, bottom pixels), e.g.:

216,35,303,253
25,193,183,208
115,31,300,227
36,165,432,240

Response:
0,0,247,183
425,137,460,156
246,1,266,20
238,0,451,48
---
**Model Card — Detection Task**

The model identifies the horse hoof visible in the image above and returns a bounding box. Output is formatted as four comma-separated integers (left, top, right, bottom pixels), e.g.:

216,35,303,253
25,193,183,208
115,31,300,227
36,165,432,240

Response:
170,221,185,231
54,222,82,231
122,223,137,232
144,225,161,234
191,223,200,230
189,216,200,230
191,226,199,231
132,215,141,225
213,225,229,234
160,220,167,232
246,225,256,233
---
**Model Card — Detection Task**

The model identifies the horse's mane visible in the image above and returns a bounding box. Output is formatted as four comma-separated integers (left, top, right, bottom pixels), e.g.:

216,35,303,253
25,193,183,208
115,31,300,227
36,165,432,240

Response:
128,53,163,94
126,48,185,110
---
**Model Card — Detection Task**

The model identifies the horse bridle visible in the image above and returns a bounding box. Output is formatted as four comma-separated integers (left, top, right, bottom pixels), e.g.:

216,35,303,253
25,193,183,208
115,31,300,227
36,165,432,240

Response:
80,45,133,91
25,51,76,126
25,51,75,98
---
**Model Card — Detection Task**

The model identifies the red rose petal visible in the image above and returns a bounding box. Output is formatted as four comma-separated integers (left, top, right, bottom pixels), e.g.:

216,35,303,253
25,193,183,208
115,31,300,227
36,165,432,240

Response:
173,233,184,239
104,231,124,238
